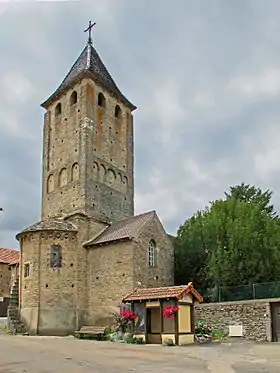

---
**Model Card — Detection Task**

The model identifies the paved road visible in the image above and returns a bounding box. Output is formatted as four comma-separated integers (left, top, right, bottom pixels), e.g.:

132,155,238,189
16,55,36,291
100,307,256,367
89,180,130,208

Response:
0,333,279,373
0,317,7,327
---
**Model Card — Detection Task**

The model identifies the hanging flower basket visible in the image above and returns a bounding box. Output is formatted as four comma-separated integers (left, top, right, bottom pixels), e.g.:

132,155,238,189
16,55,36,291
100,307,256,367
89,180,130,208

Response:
163,305,179,319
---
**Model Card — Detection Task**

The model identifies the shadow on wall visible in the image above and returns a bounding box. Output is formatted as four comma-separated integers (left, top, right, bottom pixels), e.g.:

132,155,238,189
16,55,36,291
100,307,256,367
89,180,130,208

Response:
0,299,9,317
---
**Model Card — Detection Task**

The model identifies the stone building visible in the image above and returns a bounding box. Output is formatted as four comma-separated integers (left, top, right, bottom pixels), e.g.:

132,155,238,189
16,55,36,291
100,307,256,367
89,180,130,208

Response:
0,248,19,316
15,28,174,335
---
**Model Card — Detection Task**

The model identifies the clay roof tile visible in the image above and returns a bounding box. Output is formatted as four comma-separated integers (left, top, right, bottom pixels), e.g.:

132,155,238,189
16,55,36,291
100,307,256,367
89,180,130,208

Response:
0,248,19,265
122,283,203,303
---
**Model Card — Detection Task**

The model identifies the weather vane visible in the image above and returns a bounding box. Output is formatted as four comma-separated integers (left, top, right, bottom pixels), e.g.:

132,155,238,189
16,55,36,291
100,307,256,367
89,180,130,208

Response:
84,20,96,45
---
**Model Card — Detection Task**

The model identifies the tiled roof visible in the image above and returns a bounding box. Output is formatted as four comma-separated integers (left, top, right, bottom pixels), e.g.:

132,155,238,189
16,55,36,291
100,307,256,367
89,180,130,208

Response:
41,42,136,110
0,248,19,265
16,217,77,240
123,283,203,303
85,211,156,246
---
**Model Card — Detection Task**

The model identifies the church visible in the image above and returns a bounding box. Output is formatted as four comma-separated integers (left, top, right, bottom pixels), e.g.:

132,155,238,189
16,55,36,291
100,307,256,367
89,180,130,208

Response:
15,23,174,335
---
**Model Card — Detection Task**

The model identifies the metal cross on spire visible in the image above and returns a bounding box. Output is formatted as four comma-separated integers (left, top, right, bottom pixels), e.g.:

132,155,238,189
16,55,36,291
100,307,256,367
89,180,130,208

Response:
84,20,96,45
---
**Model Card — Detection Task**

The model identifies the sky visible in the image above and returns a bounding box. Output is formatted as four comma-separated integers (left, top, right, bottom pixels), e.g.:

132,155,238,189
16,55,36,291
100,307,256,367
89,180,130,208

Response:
1,0,280,249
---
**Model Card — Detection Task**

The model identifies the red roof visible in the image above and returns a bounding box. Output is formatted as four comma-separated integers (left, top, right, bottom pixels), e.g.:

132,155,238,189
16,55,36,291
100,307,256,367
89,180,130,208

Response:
0,248,20,265
123,282,203,303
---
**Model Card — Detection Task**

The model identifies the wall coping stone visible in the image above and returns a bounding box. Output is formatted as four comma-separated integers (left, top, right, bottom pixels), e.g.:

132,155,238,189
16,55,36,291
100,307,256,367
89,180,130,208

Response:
195,297,280,307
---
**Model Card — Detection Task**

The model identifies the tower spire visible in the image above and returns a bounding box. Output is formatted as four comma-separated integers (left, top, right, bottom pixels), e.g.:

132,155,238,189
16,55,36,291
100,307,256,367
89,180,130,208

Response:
84,20,96,45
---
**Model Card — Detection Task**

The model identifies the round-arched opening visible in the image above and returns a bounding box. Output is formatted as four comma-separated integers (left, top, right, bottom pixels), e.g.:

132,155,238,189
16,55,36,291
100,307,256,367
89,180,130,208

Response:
70,91,78,106
148,239,156,267
115,104,122,119
98,92,106,108
55,102,62,117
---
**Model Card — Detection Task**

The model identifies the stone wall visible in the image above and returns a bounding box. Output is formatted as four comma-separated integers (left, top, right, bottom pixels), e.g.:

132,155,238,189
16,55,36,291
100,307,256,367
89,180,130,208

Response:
87,240,135,326
194,299,273,342
10,264,19,292
20,229,80,335
0,262,12,298
133,214,174,289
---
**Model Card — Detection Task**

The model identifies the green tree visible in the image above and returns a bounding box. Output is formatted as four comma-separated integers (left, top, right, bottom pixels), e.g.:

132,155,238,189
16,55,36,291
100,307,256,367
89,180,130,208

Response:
225,182,276,217
175,184,280,299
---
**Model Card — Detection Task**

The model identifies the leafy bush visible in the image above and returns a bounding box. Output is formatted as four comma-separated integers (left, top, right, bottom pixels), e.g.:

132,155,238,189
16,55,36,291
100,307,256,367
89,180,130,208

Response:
72,332,107,341
212,329,228,340
195,321,213,337
113,308,137,334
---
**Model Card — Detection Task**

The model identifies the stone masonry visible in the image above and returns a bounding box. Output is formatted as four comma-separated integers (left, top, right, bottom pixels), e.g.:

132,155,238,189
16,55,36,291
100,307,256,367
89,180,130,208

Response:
195,299,274,342
0,262,11,298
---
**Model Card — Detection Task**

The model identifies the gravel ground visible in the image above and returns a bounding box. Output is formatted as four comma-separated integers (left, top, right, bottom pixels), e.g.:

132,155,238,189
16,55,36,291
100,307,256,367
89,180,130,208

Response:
0,333,280,373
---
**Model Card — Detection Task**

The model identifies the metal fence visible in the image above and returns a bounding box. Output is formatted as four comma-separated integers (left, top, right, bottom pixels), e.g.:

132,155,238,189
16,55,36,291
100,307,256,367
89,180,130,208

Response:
205,281,280,302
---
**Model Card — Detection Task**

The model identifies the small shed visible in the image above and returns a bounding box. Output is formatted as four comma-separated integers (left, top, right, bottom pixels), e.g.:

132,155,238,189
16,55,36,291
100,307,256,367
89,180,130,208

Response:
122,282,203,345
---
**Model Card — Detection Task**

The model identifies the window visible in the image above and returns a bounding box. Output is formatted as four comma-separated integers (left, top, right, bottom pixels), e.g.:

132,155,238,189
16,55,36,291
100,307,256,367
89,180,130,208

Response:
97,92,106,108
24,263,30,278
70,91,78,106
115,104,121,119
148,239,156,267
50,245,62,269
55,103,62,117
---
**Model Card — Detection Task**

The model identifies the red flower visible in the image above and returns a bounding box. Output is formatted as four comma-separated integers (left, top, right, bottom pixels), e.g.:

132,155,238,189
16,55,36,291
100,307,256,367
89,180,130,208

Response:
163,305,179,319
120,309,137,322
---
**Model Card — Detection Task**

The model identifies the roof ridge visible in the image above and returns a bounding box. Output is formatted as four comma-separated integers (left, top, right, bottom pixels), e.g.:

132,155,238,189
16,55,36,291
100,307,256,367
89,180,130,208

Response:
122,284,203,303
121,210,155,224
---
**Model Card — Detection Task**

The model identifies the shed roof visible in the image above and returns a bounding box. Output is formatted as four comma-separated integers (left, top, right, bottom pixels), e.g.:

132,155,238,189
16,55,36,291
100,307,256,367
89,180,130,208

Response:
0,248,19,265
123,283,203,303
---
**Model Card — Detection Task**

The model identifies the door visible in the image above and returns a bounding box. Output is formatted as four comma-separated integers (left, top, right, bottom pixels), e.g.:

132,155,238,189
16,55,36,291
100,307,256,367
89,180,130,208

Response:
271,302,280,342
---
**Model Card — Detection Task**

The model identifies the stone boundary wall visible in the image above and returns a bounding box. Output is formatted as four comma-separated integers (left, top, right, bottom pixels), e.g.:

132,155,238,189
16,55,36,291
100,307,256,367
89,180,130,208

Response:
194,298,280,342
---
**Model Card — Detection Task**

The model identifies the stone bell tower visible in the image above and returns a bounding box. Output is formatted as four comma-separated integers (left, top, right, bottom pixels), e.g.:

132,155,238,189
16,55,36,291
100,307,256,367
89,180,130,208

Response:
41,21,136,223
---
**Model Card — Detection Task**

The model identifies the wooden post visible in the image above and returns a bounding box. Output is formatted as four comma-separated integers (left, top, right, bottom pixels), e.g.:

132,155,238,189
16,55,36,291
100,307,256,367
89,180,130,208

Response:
174,300,179,345
144,305,148,343
159,300,163,344
131,302,135,334
190,303,195,333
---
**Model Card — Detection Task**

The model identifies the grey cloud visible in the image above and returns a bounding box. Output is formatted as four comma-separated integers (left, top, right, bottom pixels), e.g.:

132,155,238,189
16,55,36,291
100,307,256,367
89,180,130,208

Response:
2,0,280,247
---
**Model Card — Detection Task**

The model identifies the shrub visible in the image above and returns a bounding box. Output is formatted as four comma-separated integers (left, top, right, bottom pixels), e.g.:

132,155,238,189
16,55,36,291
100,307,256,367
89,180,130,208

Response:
113,308,137,334
195,321,213,337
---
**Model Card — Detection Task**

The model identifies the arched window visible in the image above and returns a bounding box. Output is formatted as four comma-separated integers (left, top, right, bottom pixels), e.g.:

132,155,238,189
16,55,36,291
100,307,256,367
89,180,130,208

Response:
59,168,67,187
115,105,122,119
98,92,106,108
50,245,62,270
148,239,156,267
71,162,79,181
70,91,78,106
55,103,62,117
